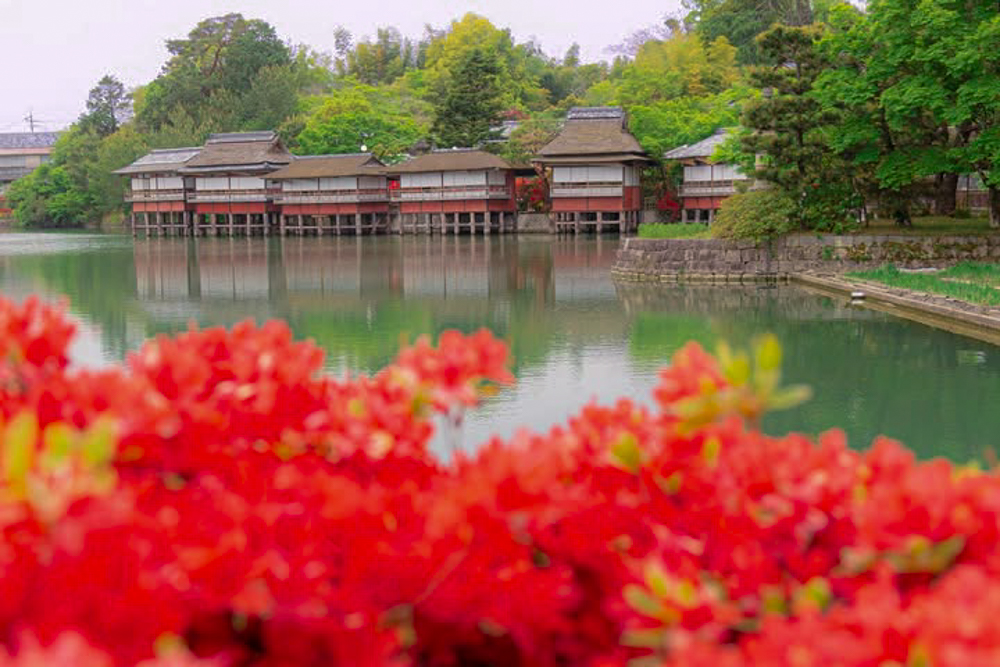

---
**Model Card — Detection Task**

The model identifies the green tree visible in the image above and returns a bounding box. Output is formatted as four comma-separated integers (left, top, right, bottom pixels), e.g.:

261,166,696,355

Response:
294,85,426,157
431,48,505,147
741,24,857,230
343,27,417,85
616,34,739,105
629,87,752,158
6,164,93,228
135,14,292,132
687,0,815,63
80,75,132,137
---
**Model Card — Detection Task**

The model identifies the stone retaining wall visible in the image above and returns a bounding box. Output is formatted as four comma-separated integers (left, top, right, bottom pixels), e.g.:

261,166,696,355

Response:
613,234,1000,281
516,213,553,233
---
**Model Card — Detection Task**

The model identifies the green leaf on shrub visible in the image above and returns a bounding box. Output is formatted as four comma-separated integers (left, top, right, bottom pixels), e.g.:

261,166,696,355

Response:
611,432,644,473
886,535,965,574
80,419,116,466
621,628,666,649
768,385,813,411
3,413,38,493
793,577,832,613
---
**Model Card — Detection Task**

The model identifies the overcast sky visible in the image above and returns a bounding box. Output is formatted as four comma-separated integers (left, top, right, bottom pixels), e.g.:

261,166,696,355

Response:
0,0,678,133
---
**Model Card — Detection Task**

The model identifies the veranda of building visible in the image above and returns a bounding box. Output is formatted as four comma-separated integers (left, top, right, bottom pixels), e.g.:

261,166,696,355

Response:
663,129,753,224
388,149,517,235
0,132,61,217
178,132,292,236
115,147,201,235
266,154,389,236
534,107,649,234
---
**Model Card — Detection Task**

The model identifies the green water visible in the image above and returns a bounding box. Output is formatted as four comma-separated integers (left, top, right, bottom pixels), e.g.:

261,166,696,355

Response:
0,231,998,461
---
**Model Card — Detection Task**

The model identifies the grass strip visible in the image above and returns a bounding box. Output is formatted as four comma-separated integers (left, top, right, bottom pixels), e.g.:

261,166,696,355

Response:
638,223,712,239
849,264,1000,307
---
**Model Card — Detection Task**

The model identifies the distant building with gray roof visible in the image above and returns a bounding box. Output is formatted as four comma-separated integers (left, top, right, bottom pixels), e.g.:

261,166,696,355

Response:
663,128,756,224
0,132,61,215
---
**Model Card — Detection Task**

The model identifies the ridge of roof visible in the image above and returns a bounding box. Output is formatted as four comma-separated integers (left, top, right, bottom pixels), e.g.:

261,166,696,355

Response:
389,149,512,173
267,153,386,179
206,131,278,144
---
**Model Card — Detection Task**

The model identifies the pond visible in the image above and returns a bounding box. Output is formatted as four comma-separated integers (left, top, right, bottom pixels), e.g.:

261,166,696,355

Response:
1,231,998,461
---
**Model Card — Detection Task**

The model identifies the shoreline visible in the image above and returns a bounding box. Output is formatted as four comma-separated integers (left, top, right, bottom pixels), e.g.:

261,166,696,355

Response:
791,273,1000,346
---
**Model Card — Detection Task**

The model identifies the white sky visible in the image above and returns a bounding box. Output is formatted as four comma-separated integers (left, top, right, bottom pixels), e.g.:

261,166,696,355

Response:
0,0,679,133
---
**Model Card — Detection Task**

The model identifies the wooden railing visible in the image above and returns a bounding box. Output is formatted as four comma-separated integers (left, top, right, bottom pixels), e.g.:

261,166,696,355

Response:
125,189,186,203
390,185,511,202
188,189,271,203
275,189,389,205
550,181,625,198
680,180,755,197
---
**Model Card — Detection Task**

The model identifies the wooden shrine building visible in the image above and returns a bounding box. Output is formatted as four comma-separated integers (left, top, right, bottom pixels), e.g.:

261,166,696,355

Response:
267,154,389,235
178,132,292,236
663,129,753,223
115,147,201,235
388,149,516,234
535,107,650,233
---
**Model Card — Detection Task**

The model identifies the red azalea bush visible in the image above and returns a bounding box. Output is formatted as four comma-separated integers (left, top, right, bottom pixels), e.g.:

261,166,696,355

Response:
1,296,1000,666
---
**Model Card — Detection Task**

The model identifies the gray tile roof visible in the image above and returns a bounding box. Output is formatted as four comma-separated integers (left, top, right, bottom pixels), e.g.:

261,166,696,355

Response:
113,147,202,175
0,132,61,151
663,129,731,160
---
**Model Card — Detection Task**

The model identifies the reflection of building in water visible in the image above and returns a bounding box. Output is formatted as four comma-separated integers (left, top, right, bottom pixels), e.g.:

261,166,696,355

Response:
132,237,617,306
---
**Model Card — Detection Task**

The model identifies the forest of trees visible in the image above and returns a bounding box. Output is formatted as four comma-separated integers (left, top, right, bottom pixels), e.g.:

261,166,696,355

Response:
8,0,1000,231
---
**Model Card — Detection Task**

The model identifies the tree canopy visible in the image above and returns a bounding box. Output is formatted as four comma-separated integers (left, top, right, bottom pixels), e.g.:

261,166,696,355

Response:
12,5,1000,229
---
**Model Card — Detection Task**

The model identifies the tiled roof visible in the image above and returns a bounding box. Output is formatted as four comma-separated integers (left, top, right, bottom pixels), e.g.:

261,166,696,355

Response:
663,129,731,160
536,107,647,162
389,149,512,173
113,147,202,175
267,154,385,179
0,132,61,151
181,132,291,172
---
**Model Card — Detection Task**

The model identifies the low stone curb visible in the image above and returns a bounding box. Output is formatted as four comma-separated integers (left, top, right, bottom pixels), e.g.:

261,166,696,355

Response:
610,270,788,284
792,273,1000,345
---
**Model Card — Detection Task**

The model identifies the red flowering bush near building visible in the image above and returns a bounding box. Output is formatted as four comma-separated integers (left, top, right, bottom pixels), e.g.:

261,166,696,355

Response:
1,295,1000,666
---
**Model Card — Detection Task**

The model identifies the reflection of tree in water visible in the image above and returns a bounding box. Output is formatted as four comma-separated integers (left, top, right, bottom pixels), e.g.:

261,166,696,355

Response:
13,246,138,359
617,282,1000,461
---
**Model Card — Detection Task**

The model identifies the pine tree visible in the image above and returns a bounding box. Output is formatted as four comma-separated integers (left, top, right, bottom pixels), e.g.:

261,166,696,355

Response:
741,24,855,229
431,48,504,148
